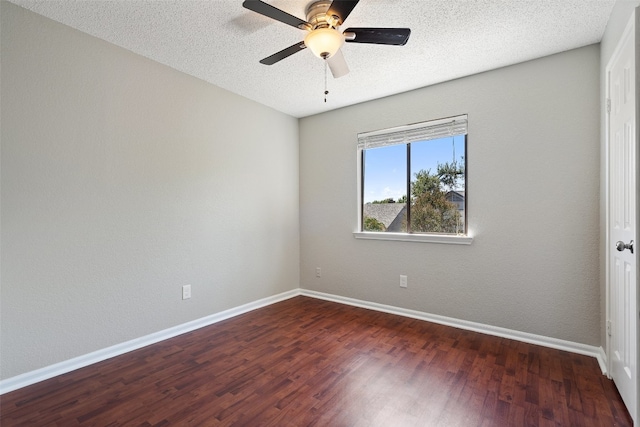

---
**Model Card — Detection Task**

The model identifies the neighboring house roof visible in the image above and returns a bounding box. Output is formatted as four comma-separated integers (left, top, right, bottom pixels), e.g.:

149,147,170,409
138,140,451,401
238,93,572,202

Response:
445,190,465,200
363,203,407,231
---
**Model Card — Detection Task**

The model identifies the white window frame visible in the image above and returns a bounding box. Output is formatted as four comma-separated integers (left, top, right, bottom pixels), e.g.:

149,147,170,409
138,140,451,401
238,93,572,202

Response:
354,115,473,245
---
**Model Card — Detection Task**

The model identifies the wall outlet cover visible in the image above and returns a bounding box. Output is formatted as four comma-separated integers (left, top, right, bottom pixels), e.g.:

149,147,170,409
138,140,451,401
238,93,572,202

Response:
182,284,192,300
400,275,408,288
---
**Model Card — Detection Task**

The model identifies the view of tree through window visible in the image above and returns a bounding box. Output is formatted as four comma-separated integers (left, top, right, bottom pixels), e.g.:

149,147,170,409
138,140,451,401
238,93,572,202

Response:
362,134,466,235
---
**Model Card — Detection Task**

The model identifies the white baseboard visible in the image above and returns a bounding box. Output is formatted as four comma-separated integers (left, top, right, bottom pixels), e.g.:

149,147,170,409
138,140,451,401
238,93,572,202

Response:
1,287,608,395
0,289,301,395
300,289,608,375
597,345,609,377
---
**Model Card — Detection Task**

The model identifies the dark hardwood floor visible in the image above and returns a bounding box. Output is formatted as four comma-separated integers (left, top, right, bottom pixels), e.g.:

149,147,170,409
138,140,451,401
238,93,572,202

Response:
0,296,632,426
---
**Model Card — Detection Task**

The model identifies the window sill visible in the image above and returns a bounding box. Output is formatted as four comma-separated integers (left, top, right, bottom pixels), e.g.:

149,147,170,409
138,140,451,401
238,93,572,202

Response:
353,232,473,245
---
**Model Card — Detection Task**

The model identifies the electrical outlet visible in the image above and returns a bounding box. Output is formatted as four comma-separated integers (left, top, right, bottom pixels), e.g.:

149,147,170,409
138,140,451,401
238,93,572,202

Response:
316,267,321,278
182,284,191,300
400,275,408,288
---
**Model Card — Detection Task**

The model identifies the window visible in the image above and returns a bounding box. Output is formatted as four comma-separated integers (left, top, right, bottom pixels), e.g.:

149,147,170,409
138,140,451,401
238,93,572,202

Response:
355,115,471,244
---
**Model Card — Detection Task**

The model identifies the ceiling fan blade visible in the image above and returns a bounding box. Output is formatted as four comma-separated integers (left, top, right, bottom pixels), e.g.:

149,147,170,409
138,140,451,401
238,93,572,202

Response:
327,49,349,78
326,0,360,25
243,0,310,30
344,28,411,45
260,42,307,65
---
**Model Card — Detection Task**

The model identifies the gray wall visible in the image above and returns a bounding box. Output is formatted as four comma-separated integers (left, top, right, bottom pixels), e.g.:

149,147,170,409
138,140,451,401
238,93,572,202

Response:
300,45,601,345
0,1,300,380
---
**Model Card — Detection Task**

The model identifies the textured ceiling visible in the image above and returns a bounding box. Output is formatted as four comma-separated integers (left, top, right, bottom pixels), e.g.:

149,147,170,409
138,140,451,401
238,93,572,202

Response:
8,0,615,118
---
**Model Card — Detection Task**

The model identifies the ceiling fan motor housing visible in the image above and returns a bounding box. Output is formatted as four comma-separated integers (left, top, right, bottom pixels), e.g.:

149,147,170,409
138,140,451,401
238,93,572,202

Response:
305,0,338,29
303,0,345,59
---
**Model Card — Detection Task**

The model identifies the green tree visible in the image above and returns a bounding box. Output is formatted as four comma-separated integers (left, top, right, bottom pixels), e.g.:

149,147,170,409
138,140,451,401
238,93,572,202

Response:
363,216,386,231
411,169,440,196
437,157,465,192
397,195,407,203
409,168,461,234
372,198,396,204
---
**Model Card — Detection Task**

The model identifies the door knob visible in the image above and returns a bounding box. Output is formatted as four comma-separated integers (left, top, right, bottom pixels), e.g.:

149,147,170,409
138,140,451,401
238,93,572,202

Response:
616,240,634,254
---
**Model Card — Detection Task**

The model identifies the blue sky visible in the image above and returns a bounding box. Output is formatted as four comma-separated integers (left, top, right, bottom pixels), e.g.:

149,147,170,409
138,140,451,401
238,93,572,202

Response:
363,135,465,203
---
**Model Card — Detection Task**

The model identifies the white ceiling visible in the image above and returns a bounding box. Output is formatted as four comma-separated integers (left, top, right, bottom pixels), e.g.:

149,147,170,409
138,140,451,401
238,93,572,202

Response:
8,0,615,118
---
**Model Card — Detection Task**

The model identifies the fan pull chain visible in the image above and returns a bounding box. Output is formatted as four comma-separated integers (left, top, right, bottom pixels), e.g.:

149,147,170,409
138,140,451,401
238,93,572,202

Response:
324,59,329,103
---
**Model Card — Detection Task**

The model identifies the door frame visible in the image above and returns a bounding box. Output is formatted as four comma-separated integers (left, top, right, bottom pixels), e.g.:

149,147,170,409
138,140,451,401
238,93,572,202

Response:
605,9,639,424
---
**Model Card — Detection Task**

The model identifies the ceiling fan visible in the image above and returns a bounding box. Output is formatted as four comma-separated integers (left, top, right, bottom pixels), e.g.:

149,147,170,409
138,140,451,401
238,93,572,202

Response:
242,0,411,78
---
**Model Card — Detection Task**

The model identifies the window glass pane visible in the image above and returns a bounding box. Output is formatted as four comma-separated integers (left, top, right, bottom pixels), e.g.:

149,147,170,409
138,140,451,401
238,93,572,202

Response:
410,135,465,234
362,144,407,232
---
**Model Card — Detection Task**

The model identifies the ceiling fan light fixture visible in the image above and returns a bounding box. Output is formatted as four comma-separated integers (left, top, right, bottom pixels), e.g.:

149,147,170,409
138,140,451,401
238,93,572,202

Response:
304,27,344,59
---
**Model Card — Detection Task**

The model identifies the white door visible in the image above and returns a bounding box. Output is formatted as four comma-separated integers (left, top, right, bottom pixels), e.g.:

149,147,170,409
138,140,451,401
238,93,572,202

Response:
608,11,638,423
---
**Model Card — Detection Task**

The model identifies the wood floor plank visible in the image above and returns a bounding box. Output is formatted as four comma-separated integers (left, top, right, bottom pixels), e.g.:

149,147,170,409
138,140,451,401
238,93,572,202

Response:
0,296,633,426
